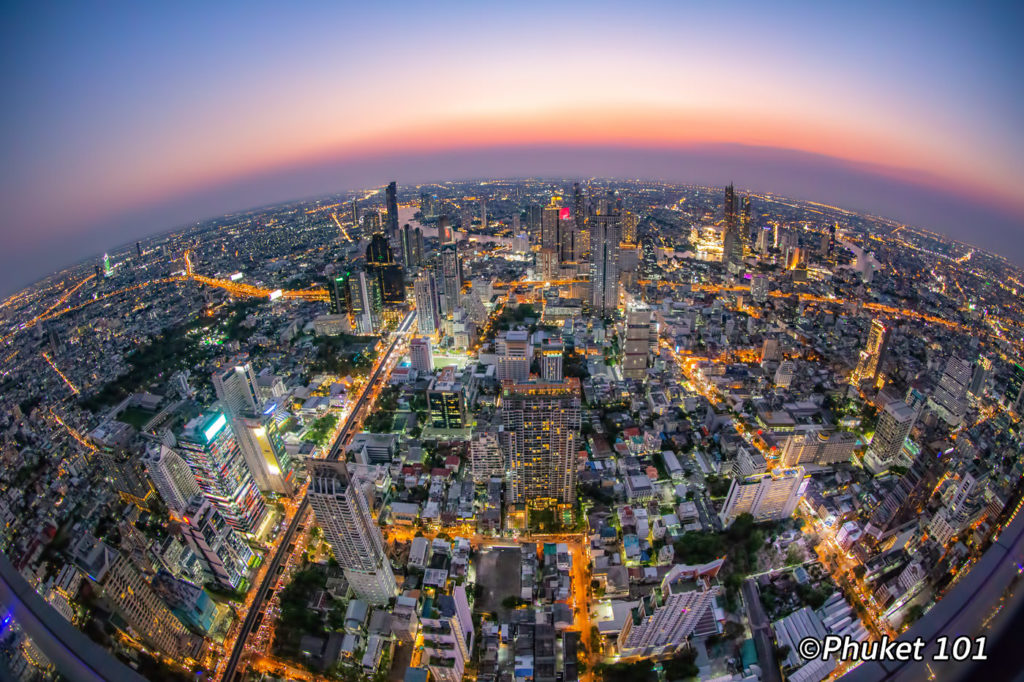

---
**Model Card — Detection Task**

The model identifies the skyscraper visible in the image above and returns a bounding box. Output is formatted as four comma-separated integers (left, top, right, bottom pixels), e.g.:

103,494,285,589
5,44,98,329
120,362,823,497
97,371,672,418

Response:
851,319,889,386
723,184,736,228
968,356,991,397
499,378,581,506
1004,362,1024,411
927,356,972,427
348,269,379,334
621,210,638,244
142,444,202,516
307,460,397,605
212,364,259,417
541,205,561,253
179,496,256,590
622,308,651,380
366,232,404,303
413,272,440,334
751,275,769,304
385,180,399,238
589,211,621,316
525,204,543,244
177,412,267,535
865,400,916,473
573,182,586,233
328,271,352,316
539,339,564,382
496,330,531,382
439,241,463,317
427,366,468,430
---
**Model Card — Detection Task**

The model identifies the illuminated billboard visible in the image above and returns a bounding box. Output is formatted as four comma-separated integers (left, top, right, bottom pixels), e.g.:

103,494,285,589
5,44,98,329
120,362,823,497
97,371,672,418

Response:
203,413,227,441
268,289,283,301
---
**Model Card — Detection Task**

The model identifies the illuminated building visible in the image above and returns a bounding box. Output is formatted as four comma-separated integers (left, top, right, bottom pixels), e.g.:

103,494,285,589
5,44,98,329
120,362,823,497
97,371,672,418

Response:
89,422,154,507
385,180,399,238
1004,362,1024,410
539,338,564,381
421,584,474,682
541,204,561,253
640,236,659,280
499,378,581,506
212,363,259,416
496,330,531,382
622,308,651,380
413,272,440,334
741,195,752,240
589,210,621,316
774,360,797,388
617,561,723,657
142,445,202,516
103,253,112,276
526,204,542,244
751,274,769,303
349,269,381,333
621,209,638,244
721,184,743,270
328,270,352,315
439,241,463,317
307,460,397,605
176,412,267,535
968,356,991,397
427,366,468,430
927,356,972,427
410,336,434,373
780,430,859,467
864,400,916,473
234,408,295,496
366,232,405,303
719,467,807,525
470,423,513,483
179,496,256,590
851,319,889,385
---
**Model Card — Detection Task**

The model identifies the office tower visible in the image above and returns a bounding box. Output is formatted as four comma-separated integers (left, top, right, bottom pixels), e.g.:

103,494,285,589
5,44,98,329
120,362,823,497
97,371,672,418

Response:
589,211,621,316
234,410,296,495
741,195,752,240
328,270,352,315
135,241,142,258
719,467,807,525
573,182,586,232
143,445,202,516
617,563,722,657
307,461,397,605
179,496,256,590
774,360,797,388
401,223,417,267
410,337,434,373
621,210,638,244
761,337,781,363
541,205,561,253
414,226,424,265
348,269,382,334
751,275,769,303
864,400,916,473
756,226,772,254
497,330,531,382
851,319,889,385
499,379,581,505
622,308,651,380
722,223,743,269
177,412,267,535
540,339,564,381
366,232,405,303
928,356,972,427
385,181,399,238
526,204,543,244
968,356,991,397
363,209,381,232
724,184,736,228
427,366,468,430
351,198,359,224
538,248,559,280
559,209,579,262
419,192,430,215
94,263,103,282
438,214,454,244
470,423,513,483
439,241,463,316
480,196,487,227
212,364,259,416
780,430,859,467
88,426,154,507
828,222,837,256
413,273,440,334
1004,362,1024,410
100,551,198,660
640,237,659,280
103,252,112,275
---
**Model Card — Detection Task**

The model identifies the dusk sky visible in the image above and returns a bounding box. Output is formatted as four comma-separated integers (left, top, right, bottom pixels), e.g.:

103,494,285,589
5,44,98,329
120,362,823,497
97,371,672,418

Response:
2,1,1023,293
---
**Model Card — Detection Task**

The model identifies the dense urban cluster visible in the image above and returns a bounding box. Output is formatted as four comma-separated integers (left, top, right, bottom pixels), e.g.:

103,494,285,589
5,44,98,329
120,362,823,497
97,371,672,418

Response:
0,178,1022,682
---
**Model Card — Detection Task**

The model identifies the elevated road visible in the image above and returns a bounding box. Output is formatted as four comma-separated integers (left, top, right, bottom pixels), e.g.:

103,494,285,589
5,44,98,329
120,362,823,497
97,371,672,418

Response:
220,310,415,681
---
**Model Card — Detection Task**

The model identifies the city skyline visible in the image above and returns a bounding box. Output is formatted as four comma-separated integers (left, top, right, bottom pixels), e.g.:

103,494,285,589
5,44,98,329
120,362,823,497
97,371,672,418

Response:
2,2,1024,293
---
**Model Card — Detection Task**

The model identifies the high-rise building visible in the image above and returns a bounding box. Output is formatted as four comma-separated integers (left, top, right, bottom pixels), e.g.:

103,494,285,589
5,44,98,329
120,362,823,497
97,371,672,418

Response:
622,308,651,380
439,242,463,317
499,379,581,506
366,232,405,303
179,496,256,590
496,330,531,382
143,444,202,516
617,562,723,657
864,400,916,473
1003,362,1024,411
621,210,638,244
349,269,381,334
525,204,543,244
307,461,397,605
413,272,441,334
541,205,561,253
751,275,769,304
212,364,259,417
573,182,586,237
177,412,267,535
351,198,359,225
136,241,142,258
589,211,621,316
470,423,513,483
539,339,564,382
401,223,417,267
385,181,399,238
410,337,434,373
89,424,154,508
103,252,112,276
851,319,889,385
328,270,352,316
780,430,859,467
420,585,474,682
719,467,807,525
968,356,991,397
427,366,468,430
233,410,296,496
741,195,752,240
927,357,972,427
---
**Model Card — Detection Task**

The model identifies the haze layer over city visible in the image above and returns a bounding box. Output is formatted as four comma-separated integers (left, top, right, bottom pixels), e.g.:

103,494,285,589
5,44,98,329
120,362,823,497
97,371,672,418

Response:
1,3,1023,682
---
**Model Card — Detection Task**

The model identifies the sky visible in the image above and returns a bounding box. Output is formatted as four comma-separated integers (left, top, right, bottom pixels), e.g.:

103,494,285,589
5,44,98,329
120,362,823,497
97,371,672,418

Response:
1,1,1023,293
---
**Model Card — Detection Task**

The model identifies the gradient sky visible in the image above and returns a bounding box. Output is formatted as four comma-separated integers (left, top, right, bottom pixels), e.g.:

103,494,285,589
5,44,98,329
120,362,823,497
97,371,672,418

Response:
2,1,1023,293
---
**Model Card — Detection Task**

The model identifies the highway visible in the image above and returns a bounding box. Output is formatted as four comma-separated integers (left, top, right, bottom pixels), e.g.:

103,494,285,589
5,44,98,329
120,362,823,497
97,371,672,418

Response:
220,310,415,681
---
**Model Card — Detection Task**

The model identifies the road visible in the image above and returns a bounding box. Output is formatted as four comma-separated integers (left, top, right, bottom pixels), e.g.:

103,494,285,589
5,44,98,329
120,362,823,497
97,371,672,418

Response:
220,310,415,681
742,578,782,682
